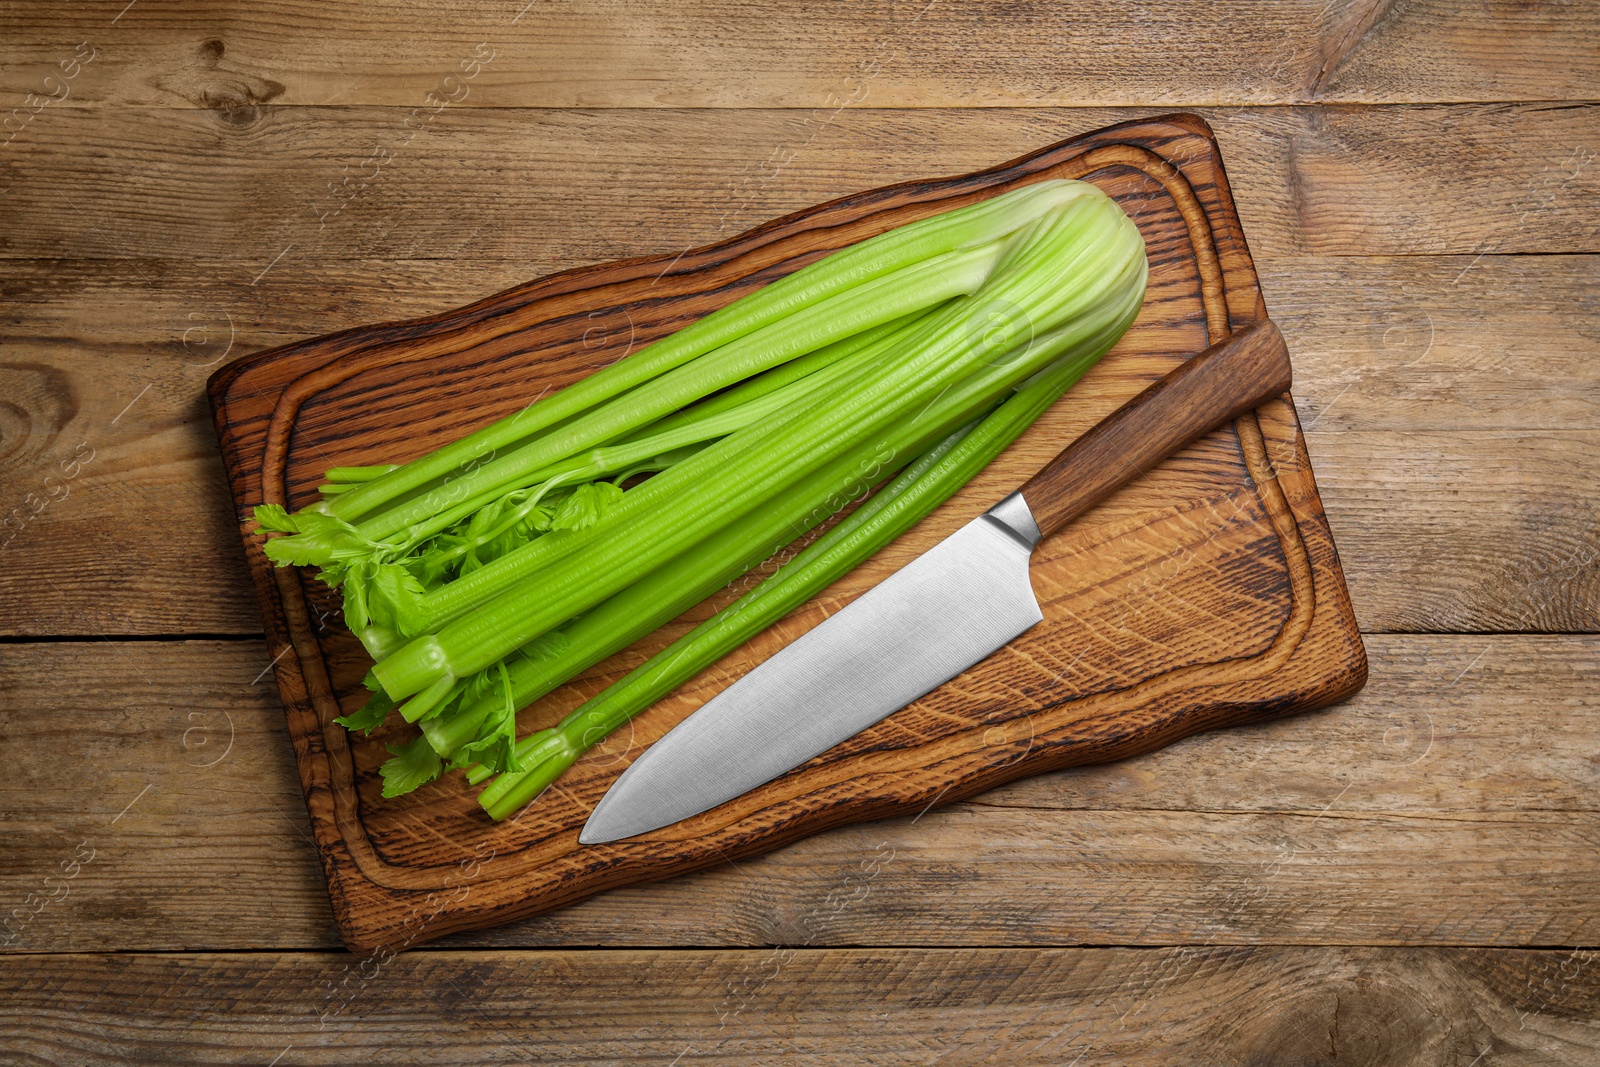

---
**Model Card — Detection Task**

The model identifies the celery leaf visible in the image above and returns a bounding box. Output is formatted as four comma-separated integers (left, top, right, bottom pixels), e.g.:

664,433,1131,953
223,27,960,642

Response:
334,689,395,734
253,503,299,532
549,482,624,532
369,562,428,634
379,735,443,798
457,662,519,774
341,561,374,633
261,513,377,567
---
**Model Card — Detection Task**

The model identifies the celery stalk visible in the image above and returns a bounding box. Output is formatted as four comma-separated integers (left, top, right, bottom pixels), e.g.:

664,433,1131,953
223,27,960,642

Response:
477,297,1138,818
323,180,1093,527
251,178,1149,802
372,194,1142,700
352,241,1012,544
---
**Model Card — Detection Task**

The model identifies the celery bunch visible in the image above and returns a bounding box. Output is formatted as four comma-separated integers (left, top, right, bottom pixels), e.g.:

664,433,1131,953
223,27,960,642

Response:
253,179,1148,811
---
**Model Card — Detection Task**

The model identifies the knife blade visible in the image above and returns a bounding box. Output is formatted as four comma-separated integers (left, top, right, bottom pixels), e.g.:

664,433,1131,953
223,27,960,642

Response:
581,319,1292,844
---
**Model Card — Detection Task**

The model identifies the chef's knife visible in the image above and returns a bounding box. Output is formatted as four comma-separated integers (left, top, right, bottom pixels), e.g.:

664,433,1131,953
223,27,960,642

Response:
581,319,1292,844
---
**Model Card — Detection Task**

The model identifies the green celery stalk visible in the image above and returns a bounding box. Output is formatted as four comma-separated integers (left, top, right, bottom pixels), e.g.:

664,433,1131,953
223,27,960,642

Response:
361,307,942,571
476,299,1136,818
629,308,934,442
419,417,935,762
322,180,1094,528
431,268,1144,770
324,465,398,483
458,300,926,513
397,199,1124,638
351,241,1013,545
373,193,1141,701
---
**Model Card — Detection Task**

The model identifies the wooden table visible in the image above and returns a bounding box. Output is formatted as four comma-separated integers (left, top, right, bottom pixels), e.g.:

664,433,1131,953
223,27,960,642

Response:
1,3,1595,1062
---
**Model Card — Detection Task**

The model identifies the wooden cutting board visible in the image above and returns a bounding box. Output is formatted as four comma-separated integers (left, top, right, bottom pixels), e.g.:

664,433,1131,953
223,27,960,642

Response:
208,113,1367,952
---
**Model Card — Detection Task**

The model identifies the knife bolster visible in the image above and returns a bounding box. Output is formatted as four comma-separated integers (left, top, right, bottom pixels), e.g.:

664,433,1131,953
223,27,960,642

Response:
985,490,1043,550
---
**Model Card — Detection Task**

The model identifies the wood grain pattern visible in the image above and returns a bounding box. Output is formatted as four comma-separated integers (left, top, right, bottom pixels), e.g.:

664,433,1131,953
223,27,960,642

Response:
1261,254,1600,432
2,255,1593,637
4,1,1595,107
1310,429,1600,632
4,253,1598,411
4,947,1598,1065
3,105,1596,267
2,634,1592,954
3,1,1597,1060
203,114,1365,950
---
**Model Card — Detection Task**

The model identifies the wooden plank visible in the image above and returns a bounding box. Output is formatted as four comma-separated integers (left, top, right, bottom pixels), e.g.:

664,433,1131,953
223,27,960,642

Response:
0,341,261,635
996,632,1600,816
2,1,1595,108
1,106,1595,265
1209,103,1600,256
2,947,1597,1064
1308,430,1600,632
1261,255,1600,433
0,640,337,952
6,351,1591,636
3,636,1593,952
1320,1,1600,104
4,372,1598,640
5,253,1596,432
5,272,1598,640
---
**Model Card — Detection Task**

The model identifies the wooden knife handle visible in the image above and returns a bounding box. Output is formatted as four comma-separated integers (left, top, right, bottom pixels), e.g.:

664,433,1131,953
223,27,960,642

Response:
1017,319,1292,539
